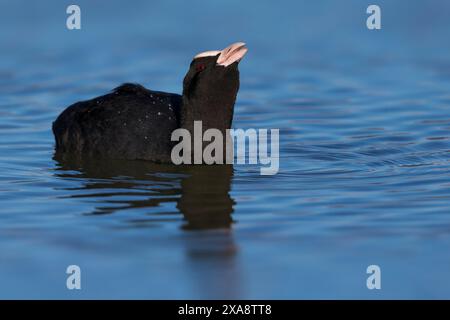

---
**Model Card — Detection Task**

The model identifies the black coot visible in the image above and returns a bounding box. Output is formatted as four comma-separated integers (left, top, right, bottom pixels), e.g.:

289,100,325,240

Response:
53,42,248,162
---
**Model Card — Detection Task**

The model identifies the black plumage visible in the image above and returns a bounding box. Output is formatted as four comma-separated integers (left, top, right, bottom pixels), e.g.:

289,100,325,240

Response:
53,42,247,163
53,84,181,162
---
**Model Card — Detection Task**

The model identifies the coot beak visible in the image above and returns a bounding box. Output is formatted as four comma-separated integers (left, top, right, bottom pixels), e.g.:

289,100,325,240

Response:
217,42,248,67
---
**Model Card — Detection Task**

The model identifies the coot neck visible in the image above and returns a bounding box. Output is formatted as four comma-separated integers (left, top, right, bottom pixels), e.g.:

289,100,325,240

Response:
180,95,236,135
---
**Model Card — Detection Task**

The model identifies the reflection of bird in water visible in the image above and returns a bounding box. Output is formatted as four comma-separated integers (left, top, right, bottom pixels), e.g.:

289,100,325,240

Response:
53,155,235,230
54,156,241,297
177,165,234,230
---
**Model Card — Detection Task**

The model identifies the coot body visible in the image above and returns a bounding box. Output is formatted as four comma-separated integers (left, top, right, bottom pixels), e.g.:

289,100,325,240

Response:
53,84,181,162
53,42,248,163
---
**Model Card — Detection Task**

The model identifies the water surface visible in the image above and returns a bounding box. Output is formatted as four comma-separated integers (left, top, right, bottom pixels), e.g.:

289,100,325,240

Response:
1,0,450,298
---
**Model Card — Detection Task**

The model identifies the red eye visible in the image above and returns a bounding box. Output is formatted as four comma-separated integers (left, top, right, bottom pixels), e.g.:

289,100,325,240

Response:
196,64,206,72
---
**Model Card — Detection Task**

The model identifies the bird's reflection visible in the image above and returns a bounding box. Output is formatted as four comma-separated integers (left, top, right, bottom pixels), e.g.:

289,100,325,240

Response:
53,154,235,230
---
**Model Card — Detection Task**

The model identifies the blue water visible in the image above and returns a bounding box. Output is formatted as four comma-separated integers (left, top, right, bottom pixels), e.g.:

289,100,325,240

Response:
1,0,450,298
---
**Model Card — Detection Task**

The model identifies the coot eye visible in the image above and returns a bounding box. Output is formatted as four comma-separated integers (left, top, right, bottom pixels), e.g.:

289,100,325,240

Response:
195,64,206,72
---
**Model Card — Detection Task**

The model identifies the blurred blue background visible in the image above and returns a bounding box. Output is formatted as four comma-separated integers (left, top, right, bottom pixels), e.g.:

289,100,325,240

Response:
1,0,450,298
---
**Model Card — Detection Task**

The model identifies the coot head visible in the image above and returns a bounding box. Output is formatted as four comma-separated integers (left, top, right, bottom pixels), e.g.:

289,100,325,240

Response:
181,42,248,132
